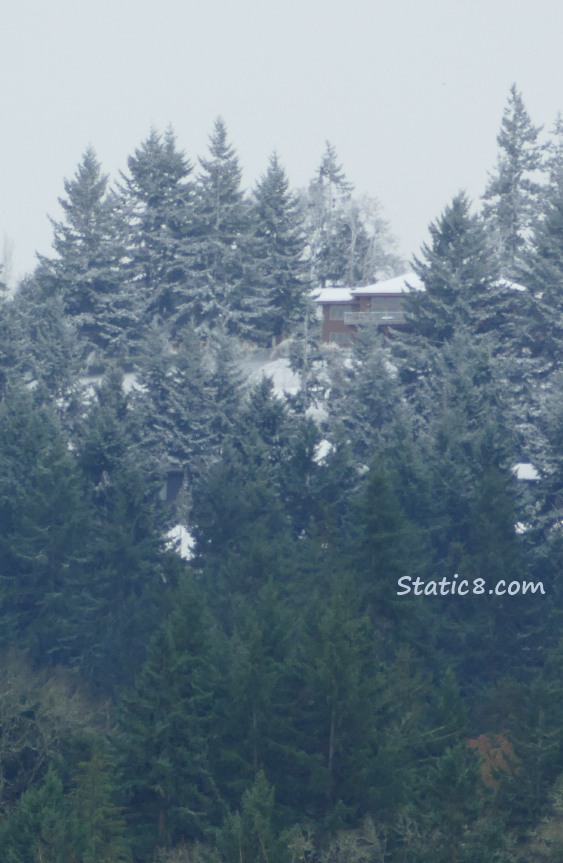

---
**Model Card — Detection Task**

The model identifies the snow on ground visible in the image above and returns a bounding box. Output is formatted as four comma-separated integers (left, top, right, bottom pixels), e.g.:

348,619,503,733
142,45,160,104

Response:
313,439,333,464
244,354,301,398
165,524,195,560
513,463,540,481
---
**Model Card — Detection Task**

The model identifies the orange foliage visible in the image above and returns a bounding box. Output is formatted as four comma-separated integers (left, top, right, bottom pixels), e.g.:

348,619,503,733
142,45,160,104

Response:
467,732,519,790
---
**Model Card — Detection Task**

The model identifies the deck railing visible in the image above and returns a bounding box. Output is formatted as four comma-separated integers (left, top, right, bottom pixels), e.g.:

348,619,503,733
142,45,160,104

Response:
343,310,406,325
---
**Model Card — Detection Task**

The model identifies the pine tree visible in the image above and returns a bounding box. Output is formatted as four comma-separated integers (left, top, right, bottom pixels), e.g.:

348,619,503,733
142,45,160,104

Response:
0,386,90,661
120,127,196,336
302,142,354,288
406,192,500,345
217,772,285,863
69,744,132,863
483,85,545,276
36,148,133,364
135,323,215,487
522,173,563,374
248,153,308,344
117,579,223,857
12,280,81,402
191,118,251,333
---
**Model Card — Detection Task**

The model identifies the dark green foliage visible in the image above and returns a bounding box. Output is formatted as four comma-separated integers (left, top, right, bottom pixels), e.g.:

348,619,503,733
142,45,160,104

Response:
5,106,563,863
407,192,499,344
0,386,89,659
118,578,223,857
248,153,308,342
217,772,285,863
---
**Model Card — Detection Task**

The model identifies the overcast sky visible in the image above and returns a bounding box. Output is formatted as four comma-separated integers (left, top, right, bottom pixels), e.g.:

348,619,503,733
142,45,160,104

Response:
2,0,563,284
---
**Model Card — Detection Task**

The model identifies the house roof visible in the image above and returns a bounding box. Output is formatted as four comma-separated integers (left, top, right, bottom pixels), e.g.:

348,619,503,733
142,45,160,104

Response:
313,287,354,303
312,271,525,304
351,272,425,296
313,272,425,305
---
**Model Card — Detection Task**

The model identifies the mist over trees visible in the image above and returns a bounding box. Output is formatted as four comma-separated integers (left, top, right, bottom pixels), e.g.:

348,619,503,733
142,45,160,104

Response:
3,89,563,861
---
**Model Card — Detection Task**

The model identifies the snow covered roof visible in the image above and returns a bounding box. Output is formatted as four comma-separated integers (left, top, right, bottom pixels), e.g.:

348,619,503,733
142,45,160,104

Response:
350,272,425,296
513,463,540,481
313,287,354,303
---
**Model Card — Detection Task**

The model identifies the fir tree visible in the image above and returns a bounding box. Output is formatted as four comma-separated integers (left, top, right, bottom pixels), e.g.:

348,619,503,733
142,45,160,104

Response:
248,153,308,343
302,142,354,288
483,85,545,276
37,148,133,364
406,192,499,345
119,127,196,336
192,118,251,333
117,579,223,857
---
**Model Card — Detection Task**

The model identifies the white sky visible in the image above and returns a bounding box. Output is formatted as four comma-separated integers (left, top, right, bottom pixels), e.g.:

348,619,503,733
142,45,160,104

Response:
2,0,563,283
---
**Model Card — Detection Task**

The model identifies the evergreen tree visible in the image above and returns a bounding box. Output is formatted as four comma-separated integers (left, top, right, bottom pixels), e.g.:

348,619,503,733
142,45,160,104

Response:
120,127,196,335
483,85,545,276
68,368,172,690
0,386,90,661
192,118,251,333
69,744,132,863
36,148,133,363
217,772,285,863
406,192,500,345
248,153,308,343
522,173,563,375
302,142,354,288
301,143,400,288
117,579,223,857
12,280,81,403
135,323,214,487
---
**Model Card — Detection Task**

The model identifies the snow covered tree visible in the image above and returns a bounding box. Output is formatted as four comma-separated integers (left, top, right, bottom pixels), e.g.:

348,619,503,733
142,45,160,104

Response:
37,148,133,364
406,192,499,344
119,127,196,336
135,324,214,487
302,143,400,288
191,118,251,333
12,279,82,406
302,142,354,288
522,181,563,374
248,153,308,343
482,85,545,276
544,113,563,203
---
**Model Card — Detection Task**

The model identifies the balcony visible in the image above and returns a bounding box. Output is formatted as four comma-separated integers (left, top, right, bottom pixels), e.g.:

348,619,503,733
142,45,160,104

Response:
344,310,406,325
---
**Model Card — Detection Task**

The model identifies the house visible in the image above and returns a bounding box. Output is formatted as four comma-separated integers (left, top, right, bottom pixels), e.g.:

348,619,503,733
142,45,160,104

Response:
313,272,424,345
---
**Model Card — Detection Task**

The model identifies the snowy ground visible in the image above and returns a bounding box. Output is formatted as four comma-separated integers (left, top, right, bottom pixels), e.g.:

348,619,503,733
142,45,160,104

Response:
245,356,301,397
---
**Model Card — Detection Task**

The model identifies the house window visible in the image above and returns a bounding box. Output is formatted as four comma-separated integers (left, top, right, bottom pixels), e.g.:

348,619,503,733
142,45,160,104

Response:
329,304,353,320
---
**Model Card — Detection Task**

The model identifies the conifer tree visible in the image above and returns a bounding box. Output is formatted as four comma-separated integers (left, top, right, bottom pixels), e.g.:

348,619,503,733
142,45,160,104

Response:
117,579,223,857
248,153,308,343
302,142,354,288
407,192,499,345
120,127,196,335
483,85,545,276
69,744,132,863
191,118,251,333
135,323,214,486
37,148,133,363
0,387,90,661
12,281,81,403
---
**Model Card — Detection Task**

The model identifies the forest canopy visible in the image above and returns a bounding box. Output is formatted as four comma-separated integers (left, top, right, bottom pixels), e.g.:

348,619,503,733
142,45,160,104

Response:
2,87,563,862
